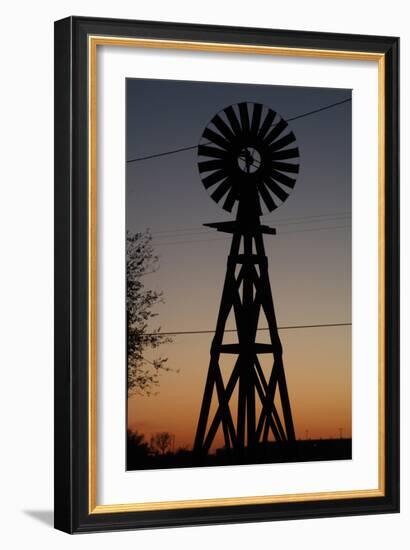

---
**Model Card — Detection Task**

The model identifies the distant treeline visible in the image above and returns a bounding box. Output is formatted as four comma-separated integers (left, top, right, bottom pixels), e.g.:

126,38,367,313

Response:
127,429,352,471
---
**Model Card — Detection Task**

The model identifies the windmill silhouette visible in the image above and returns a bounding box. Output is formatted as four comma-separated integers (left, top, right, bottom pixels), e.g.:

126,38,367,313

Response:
193,102,300,456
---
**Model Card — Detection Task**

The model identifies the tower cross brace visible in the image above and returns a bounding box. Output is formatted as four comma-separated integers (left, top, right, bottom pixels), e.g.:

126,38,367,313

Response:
193,219,296,456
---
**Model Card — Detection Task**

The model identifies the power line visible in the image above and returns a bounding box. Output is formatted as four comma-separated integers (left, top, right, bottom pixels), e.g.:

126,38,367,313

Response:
154,236,226,246
149,211,351,236
127,143,199,164
150,215,351,240
280,224,350,235
126,97,351,164
286,97,351,123
147,322,351,337
153,224,350,246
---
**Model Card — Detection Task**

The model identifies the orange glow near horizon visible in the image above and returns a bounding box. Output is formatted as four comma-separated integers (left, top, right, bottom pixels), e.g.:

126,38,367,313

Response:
128,325,351,452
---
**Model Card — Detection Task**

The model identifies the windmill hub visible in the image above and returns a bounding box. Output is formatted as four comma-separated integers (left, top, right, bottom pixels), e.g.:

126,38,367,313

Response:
238,147,261,174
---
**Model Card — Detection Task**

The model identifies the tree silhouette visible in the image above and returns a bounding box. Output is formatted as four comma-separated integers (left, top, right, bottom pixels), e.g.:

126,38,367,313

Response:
127,429,150,454
150,432,173,455
127,429,151,468
127,230,174,396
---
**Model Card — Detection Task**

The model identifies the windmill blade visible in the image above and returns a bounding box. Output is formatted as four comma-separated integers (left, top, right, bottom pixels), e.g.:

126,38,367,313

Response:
212,113,236,142
250,103,263,137
224,105,241,136
264,178,289,202
202,169,226,189
271,169,297,189
198,144,228,159
257,181,277,212
269,131,296,152
258,109,276,140
271,161,300,174
203,128,230,150
238,102,250,136
265,118,288,145
222,187,237,212
211,178,232,202
198,159,226,174
270,147,299,161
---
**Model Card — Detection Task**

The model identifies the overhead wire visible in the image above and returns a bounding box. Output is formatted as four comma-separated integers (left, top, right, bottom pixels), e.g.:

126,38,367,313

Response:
126,97,352,164
149,211,351,237
152,224,350,246
147,322,352,337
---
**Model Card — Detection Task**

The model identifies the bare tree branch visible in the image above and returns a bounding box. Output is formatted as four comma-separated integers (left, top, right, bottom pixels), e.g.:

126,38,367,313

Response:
127,230,176,396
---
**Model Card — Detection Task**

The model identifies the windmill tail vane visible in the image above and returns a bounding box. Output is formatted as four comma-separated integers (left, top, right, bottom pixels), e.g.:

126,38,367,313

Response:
194,102,300,455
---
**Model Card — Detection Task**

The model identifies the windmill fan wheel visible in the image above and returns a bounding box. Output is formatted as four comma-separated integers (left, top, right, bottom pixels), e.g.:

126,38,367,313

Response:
197,102,300,215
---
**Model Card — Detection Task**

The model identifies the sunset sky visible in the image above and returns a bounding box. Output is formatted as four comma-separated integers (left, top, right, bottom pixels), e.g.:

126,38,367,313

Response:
126,78,352,452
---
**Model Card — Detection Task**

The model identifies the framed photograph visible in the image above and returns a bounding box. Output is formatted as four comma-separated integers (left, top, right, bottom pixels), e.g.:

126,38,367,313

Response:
54,16,399,533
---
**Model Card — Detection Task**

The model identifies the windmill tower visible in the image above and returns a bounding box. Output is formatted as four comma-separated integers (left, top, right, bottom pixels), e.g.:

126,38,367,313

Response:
194,102,300,456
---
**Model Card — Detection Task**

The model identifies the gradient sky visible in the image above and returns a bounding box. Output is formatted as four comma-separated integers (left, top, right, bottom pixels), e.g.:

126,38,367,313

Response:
126,78,352,451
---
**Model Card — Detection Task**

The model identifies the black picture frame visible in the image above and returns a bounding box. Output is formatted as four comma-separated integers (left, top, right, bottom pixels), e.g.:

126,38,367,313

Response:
54,16,399,533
